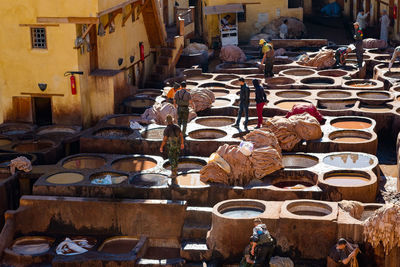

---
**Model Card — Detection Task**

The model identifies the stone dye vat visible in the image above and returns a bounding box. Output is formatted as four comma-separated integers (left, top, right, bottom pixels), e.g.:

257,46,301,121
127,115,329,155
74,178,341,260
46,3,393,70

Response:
329,130,372,143
62,155,106,170
36,125,79,138
0,123,34,136
46,172,85,185
217,199,266,219
188,129,227,140
342,79,384,90
93,127,133,138
282,154,319,169
111,156,157,172
359,104,393,112
317,90,352,99
357,91,392,105
275,90,311,98
300,77,335,86
275,100,312,110
129,173,169,187
195,117,235,127
122,96,155,114
280,68,316,77
330,117,373,130
98,237,139,254
265,77,295,89
322,152,376,169
163,157,206,173
317,69,348,77
285,200,333,217
12,140,54,153
187,74,214,81
212,98,232,108
90,172,128,185
105,114,142,126
317,100,356,110
214,74,240,81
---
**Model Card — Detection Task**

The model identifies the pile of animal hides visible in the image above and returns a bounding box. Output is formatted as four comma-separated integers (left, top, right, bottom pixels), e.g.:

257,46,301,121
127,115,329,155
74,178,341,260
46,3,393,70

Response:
298,50,336,69
10,156,32,175
363,203,400,255
363,38,387,49
140,88,215,124
251,17,306,43
200,113,322,185
220,45,247,63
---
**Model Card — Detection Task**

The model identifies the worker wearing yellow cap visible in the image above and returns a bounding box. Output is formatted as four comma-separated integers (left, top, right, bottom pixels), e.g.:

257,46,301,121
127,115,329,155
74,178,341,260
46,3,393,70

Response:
259,39,275,78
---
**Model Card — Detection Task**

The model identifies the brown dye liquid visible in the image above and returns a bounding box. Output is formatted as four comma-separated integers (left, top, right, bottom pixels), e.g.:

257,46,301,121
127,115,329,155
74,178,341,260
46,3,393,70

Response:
325,176,370,186
112,158,156,172
126,99,154,108
0,139,11,146
273,181,314,189
46,173,84,184
11,239,51,255
331,121,371,129
333,137,368,142
213,99,230,107
197,118,234,127
359,93,389,100
359,106,391,112
144,247,181,259
276,101,308,110
63,157,106,169
14,142,52,152
107,116,140,125
100,239,138,254
349,83,373,87
291,210,327,216
176,173,206,186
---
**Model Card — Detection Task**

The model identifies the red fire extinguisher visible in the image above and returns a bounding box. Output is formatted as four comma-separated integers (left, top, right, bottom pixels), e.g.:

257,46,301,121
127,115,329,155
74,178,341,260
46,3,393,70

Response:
139,42,145,62
394,5,397,19
70,75,77,95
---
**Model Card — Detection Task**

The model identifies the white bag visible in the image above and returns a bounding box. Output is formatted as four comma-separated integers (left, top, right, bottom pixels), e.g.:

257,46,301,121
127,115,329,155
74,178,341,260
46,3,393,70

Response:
130,120,143,130
239,141,254,156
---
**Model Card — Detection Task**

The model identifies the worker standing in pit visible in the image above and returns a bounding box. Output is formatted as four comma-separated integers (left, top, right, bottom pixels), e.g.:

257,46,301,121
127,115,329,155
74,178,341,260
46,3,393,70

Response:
353,22,364,68
174,81,194,136
160,115,184,178
388,46,400,72
259,39,275,79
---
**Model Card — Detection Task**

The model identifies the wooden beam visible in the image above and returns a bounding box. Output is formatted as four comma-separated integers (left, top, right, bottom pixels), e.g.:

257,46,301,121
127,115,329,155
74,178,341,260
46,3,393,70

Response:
97,0,138,17
104,10,122,30
19,24,59,27
122,4,135,26
21,92,64,97
37,17,99,24
81,24,95,39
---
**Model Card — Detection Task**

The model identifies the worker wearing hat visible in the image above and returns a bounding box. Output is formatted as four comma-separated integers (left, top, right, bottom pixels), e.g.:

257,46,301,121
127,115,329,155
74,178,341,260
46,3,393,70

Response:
160,115,184,178
335,45,354,67
250,218,275,267
353,22,364,68
259,39,275,79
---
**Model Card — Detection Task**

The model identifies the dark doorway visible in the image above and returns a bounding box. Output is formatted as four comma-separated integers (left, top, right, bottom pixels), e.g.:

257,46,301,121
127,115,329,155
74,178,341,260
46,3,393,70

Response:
32,97,52,126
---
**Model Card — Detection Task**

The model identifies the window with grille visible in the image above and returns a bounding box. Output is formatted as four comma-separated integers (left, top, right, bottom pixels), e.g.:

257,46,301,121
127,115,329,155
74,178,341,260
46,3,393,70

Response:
31,27,47,49
238,6,246,22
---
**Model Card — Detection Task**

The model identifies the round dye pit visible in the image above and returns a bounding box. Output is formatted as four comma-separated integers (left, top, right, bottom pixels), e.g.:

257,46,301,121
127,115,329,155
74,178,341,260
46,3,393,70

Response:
343,80,379,88
0,125,32,136
36,126,77,136
286,201,332,216
141,127,165,140
323,172,370,187
300,77,335,86
106,115,141,126
217,200,265,219
137,89,162,98
317,100,355,110
275,100,311,110
176,172,207,187
143,247,181,259
0,138,11,146
265,77,295,88
62,156,106,169
90,172,128,185
276,91,311,98
111,157,157,172
210,88,230,97
323,153,375,168
231,78,259,87
163,158,206,172
317,91,351,99
13,140,54,153
375,56,391,62
212,98,231,107
188,129,227,140
368,48,392,54
99,237,138,254
123,97,155,108
280,68,316,77
357,91,392,104
359,104,392,112
187,74,213,81
272,180,315,189
274,58,293,65
214,74,240,81
46,172,85,184
282,154,319,169
195,117,235,127
330,118,372,130
329,130,371,143
317,69,348,77
10,237,54,255
129,173,169,187
94,127,132,138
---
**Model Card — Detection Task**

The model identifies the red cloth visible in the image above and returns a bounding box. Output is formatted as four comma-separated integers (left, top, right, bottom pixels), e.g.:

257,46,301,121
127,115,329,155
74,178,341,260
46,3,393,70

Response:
285,104,324,123
256,102,265,127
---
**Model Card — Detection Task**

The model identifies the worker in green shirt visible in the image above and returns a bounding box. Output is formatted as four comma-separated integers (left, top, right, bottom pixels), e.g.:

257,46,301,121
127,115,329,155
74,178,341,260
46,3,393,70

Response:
259,39,275,78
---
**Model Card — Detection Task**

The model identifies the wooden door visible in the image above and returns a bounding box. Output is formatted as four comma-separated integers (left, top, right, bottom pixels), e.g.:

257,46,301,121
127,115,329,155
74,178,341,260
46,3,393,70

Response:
12,96,32,122
32,97,52,126
89,24,98,72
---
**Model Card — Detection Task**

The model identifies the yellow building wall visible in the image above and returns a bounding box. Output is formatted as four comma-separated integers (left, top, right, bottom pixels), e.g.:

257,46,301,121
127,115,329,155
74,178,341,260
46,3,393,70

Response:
0,0,98,125
203,0,303,45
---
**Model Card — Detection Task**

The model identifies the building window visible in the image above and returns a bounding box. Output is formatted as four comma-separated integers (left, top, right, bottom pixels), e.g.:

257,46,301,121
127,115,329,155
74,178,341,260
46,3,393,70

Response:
288,0,303,8
31,27,47,49
238,6,246,22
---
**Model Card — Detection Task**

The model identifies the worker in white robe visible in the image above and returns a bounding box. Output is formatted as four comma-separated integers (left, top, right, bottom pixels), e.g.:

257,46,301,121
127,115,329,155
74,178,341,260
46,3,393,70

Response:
380,10,390,42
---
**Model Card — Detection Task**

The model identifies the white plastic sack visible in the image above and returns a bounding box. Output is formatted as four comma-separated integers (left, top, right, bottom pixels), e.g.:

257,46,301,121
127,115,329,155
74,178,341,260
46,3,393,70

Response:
56,238,88,256
129,120,143,130
239,141,254,156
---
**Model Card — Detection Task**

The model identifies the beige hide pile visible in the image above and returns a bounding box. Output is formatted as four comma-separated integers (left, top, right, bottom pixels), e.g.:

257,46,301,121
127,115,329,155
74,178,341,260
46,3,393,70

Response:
363,203,400,255
140,102,196,125
244,129,281,152
10,156,32,175
263,114,322,151
190,88,215,112
339,200,364,220
298,50,336,69
220,45,247,63
250,147,283,179
363,38,387,49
